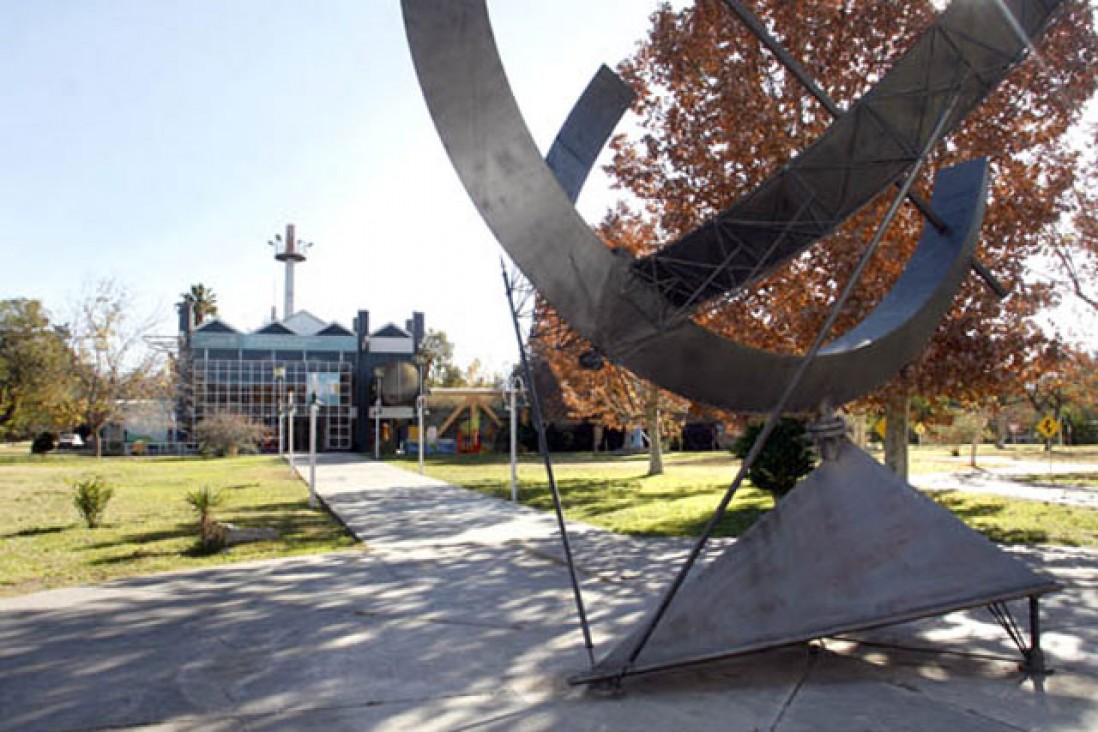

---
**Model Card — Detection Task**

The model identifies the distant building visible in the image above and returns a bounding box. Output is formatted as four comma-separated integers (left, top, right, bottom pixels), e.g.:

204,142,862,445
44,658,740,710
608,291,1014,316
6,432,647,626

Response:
179,304,424,453
176,223,425,454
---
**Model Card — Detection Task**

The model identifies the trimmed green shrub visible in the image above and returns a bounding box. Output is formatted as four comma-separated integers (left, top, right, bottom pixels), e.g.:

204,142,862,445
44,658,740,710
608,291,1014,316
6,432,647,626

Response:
31,432,56,454
732,418,816,500
72,475,114,528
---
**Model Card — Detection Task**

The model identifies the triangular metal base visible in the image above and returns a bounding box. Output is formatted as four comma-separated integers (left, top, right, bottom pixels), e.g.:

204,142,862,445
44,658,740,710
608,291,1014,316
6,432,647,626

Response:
576,441,1059,683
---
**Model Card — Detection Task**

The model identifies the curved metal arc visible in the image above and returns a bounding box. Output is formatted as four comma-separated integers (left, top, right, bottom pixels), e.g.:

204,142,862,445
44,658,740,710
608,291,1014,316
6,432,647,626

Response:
634,0,1061,309
545,64,635,205
402,0,988,413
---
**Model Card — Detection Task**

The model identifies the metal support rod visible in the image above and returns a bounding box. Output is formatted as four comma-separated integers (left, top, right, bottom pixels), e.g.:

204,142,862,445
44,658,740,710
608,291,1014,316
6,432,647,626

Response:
614,98,961,682
971,257,1009,298
501,259,596,667
1024,594,1052,674
1029,595,1041,654
721,0,840,117
719,0,1007,299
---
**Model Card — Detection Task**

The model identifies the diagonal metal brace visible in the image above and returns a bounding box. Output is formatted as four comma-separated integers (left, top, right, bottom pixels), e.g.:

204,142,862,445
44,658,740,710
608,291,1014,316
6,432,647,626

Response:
720,0,1008,299
609,95,963,684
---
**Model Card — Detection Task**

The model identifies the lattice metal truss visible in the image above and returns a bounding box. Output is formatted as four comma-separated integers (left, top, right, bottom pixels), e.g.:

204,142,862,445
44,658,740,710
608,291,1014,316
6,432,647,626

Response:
631,0,1062,313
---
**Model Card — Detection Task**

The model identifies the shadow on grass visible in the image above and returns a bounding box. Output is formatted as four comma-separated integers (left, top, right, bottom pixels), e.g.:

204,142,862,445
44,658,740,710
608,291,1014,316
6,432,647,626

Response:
83,515,354,564
226,501,312,515
391,451,730,468
2,525,69,538
181,541,228,558
932,492,1052,545
90,547,191,565
82,524,196,550
1014,473,1098,488
930,493,1005,519
620,504,771,539
457,474,773,539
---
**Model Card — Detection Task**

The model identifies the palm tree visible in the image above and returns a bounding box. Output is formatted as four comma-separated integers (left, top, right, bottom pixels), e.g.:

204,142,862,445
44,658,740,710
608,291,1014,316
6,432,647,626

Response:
181,284,218,325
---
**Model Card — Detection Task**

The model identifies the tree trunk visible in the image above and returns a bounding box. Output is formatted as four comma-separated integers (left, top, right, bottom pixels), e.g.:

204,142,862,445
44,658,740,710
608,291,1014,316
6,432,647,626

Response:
994,409,1007,449
848,411,867,449
95,427,103,460
645,384,664,476
884,391,909,480
970,434,980,468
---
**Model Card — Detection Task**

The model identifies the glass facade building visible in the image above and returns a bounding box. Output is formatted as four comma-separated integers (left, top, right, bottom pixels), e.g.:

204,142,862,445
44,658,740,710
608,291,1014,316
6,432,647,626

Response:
191,358,354,450
179,306,424,453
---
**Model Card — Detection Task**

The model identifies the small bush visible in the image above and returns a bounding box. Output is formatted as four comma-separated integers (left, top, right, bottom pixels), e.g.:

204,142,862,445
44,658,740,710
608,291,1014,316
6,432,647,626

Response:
186,485,227,552
72,476,114,528
682,422,718,451
732,418,816,500
31,432,57,454
196,413,268,457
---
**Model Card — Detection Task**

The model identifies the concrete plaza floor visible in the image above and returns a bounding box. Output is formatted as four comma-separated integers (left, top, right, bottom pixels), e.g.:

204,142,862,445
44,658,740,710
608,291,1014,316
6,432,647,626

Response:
2,455,1097,730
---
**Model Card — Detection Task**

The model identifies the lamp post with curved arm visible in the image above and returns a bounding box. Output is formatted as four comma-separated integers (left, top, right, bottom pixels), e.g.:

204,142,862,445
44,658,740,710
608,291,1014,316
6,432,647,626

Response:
308,392,319,508
509,375,523,502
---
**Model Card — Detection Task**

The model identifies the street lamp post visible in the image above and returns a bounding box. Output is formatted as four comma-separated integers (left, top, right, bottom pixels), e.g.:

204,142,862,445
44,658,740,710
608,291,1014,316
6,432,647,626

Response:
274,366,286,457
414,352,428,474
509,375,523,502
373,367,383,461
308,393,319,508
287,389,296,470
278,402,285,458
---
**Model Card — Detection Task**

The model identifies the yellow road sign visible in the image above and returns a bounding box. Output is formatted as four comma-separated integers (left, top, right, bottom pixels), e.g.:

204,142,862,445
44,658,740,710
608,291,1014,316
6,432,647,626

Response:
873,418,887,440
1036,415,1060,440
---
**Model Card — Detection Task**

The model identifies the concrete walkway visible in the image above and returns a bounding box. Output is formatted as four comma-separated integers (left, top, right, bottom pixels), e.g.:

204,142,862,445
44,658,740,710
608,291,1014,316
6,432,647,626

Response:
1,455,1097,731
914,458,1098,508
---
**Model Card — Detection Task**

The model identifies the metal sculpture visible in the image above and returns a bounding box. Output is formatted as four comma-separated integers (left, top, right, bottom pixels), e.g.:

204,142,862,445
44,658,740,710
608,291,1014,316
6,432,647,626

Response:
402,0,1064,414
402,0,1062,684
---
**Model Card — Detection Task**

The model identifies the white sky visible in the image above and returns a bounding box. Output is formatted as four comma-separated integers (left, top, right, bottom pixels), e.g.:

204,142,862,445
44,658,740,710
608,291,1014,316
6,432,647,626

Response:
0,1,669,375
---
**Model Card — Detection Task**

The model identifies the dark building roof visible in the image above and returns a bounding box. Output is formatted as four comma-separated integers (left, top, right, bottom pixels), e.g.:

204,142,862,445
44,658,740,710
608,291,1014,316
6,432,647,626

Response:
373,324,410,338
317,323,354,337
195,319,239,334
254,322,295,335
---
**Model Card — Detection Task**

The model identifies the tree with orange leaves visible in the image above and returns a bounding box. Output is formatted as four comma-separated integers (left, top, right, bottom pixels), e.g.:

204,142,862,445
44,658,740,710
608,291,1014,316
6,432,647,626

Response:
532,206,691,475
537,0,1098,478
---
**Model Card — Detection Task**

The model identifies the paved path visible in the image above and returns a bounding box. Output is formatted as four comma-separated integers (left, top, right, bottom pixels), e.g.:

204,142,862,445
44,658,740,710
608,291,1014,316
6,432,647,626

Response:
913,458,1098,508
1,454,1097,731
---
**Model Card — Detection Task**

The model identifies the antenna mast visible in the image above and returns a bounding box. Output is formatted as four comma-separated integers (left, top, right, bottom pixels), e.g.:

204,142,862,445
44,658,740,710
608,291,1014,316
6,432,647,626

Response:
269,224,312,319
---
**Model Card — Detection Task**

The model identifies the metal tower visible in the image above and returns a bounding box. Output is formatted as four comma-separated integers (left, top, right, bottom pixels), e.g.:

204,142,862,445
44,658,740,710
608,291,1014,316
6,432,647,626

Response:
268,224,312,319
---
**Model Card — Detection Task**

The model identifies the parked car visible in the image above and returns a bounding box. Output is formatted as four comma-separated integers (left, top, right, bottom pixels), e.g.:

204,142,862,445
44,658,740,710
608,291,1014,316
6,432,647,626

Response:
58,433,84,449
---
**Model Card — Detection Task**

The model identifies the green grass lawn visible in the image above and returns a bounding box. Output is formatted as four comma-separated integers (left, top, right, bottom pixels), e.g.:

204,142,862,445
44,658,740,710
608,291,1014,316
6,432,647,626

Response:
399,450,1098,548
871,443,1098,474
0,453,358,596
412,452,774,537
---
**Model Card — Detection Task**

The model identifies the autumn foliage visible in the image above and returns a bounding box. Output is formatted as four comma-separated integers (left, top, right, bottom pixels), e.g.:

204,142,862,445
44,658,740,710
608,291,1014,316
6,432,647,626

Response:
535,0,1098,436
